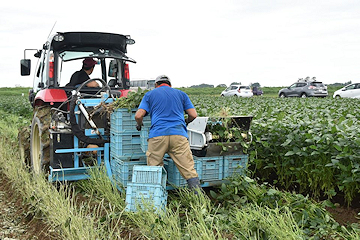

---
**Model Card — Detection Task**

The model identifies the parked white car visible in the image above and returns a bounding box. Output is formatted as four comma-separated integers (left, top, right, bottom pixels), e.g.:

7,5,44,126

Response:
221,85,253,97
333,83,360,98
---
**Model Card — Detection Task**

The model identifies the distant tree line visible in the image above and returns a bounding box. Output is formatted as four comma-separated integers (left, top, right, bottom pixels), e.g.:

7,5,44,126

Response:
185,78,352,89
327,81,352,87
188,82,262,88
189,83,214,88
297,76,352,87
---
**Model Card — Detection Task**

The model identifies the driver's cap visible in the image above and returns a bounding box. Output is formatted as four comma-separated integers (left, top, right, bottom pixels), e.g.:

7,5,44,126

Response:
83,58,97,68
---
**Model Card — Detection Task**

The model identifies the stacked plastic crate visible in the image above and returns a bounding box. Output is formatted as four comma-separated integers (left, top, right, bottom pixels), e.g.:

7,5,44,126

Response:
223,154,248,178
137,114,249,188
164,157,201,187
140,120,151,152
164,155,224,187
164,154,248,188
110,108,150,187
125,165,168,212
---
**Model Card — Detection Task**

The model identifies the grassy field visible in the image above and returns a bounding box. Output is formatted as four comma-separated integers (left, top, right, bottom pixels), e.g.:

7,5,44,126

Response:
2,85,340,97
0,87,359,239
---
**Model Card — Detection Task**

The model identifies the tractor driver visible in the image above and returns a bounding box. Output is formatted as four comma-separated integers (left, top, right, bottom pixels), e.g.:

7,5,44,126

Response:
66,58,99,88
135,75,201,192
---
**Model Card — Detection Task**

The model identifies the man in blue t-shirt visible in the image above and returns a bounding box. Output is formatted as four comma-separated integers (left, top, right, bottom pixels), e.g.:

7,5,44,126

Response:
135,75,200,190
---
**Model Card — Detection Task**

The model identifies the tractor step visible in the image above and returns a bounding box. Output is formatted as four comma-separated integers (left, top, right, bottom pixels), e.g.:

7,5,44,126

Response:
48,166,100,182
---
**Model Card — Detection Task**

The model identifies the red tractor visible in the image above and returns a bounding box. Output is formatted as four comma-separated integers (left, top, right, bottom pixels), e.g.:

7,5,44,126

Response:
20,32,136,180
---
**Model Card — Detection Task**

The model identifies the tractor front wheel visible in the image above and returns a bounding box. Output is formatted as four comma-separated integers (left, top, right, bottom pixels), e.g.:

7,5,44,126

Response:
30,106,51,174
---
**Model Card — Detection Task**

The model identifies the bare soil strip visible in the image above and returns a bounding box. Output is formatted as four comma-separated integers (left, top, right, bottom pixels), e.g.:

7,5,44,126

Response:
0,173,59,240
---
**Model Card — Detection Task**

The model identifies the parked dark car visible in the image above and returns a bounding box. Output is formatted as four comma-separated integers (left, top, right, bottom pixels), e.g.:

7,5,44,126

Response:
252,87,263,96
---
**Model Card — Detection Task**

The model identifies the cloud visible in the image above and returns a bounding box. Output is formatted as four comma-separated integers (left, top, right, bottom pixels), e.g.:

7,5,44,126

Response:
1,0,360,88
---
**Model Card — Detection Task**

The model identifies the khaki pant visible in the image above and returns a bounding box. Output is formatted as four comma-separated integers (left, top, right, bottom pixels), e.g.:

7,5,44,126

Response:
146,135,198,180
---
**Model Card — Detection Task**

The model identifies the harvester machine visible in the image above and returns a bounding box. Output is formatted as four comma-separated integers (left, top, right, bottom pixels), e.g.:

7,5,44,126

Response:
19,31,252,194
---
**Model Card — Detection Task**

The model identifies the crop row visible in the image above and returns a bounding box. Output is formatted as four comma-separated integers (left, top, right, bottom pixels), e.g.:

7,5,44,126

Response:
2,91,359,204
190,96,360,204
0,95,33,119
1,89,360,238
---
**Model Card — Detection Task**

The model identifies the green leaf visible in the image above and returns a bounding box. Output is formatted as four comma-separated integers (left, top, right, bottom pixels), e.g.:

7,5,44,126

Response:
209,190,217,199
285,151,294,156
334,145,342,151
267,189,277,196
233,194,241,201
281,138,292,147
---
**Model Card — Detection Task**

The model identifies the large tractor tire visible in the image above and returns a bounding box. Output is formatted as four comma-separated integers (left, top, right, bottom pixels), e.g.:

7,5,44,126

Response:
30,106,51,174
18,126,31,166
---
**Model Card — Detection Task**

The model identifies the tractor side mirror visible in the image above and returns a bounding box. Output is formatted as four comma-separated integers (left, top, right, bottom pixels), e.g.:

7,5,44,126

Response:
20,59,31,76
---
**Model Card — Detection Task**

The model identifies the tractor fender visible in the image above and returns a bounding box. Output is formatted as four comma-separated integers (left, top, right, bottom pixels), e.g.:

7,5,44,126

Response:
34,89,68,106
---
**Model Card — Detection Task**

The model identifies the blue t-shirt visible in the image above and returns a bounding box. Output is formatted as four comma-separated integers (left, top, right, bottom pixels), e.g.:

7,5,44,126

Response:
138,85,194,139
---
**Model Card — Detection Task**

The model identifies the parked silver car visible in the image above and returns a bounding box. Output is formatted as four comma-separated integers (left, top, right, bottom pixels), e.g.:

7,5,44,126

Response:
221,85,253,97
278,81,328,98
333,83,360,98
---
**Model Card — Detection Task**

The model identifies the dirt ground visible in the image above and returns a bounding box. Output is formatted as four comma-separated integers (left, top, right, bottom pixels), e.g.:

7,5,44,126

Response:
0,173,59,240
326,206,360,226
0,172,359,240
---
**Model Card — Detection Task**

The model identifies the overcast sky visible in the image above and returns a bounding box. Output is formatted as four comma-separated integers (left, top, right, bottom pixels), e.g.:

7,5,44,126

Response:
1,0,359,88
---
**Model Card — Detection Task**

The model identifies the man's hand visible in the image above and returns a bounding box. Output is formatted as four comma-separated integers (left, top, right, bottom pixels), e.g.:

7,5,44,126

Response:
185,117,191,126
135,109,147,131
136,122,143,131
185,108,198,125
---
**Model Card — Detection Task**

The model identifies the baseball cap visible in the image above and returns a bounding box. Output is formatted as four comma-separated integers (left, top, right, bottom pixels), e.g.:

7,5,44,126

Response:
83,58,97,68
155,75,171,84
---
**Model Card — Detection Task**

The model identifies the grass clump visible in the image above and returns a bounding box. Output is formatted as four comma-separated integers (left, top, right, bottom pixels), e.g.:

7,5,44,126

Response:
0,111,127,239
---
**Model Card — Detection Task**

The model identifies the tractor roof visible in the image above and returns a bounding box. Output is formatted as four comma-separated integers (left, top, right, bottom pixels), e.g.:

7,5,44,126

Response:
50,32,134,54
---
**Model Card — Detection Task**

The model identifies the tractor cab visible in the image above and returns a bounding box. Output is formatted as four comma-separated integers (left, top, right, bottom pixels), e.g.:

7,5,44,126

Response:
19,31,138,179
21,32,136,106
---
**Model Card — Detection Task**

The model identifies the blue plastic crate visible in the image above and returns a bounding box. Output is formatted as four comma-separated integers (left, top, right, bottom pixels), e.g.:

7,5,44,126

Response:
110,156,147,187
223,155,248,178
140,122,151,152
164,157,202,187
142,121,151,128
125,182,167,212
140,129,149,152
193,156,224,182
110,132,146,157
110,108,150,134
132,165,167,188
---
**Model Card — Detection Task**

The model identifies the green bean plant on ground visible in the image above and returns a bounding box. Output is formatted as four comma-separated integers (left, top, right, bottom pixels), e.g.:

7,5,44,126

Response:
0,88,360,239
190,95,360,205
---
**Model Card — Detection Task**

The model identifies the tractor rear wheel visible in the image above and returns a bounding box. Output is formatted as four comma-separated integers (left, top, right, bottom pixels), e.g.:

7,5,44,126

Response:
18,126,31,166
30,106,51,174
